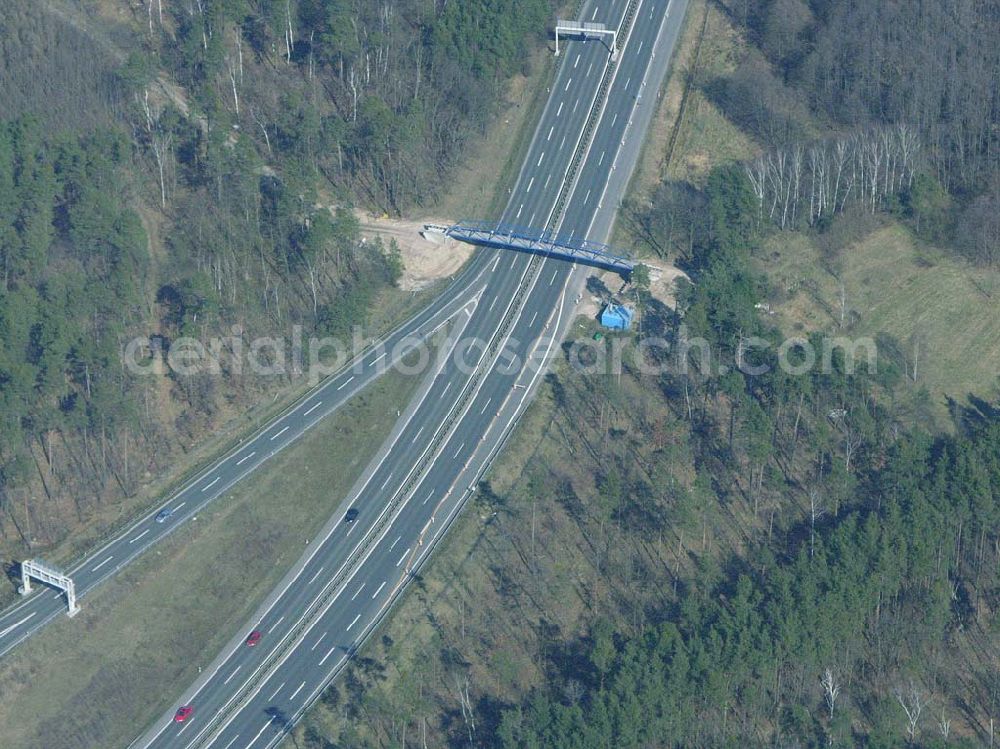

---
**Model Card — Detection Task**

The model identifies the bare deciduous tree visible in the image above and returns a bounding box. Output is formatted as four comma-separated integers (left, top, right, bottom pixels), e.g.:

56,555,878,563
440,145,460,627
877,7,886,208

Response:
894,681,928,742
137,89,173,208
821,667,841,720
937,710,951,739
454,674,476,745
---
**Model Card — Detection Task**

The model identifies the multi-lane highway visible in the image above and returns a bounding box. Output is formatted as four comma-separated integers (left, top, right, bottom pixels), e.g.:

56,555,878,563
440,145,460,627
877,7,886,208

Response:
0,251,496,657
130,0,690,746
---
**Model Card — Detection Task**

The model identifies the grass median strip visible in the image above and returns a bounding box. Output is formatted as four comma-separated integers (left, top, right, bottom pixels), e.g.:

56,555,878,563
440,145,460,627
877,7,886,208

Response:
0,369,422,749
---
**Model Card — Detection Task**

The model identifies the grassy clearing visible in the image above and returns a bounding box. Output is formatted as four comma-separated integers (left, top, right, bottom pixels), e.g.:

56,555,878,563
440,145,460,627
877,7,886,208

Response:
0,368,422,749
763,222,1000,421
431,41,556,223
615,0,755,255
664,1,757,185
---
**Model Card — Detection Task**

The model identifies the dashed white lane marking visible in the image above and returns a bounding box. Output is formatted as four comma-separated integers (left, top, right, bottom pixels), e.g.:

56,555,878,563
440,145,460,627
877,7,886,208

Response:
489,295,498,312
245,717,274,748
221,735,240,749
336,375,355,391
266,615,285,634
442,381,453,396
584,188,592,204
573,98,580,113
564,77,572,91
574,52,580,68
423,490,434,505
453,442,466,459
557,101,564,117
129,529,150,544
174,501,186,511
307,566,325,585
0,613,35,639
202,476,221,492
389,535,401,552
269,426,289,441
379,473,394,491
560,134,567,150
311,632,326,651
516,203,523,219
550,269,558,285
223,665,241,685
547,125,554,141
347,613,361,631
91,556,113,572
268,682,285,701
481,397,492,414
587,61,594,76
530,212,537,226
319,644,337,666
351,583,365,600
491,255,500,272
530,311,539,327
599,150,606,165
396,549,410,567
371,351,387,364
537,152,544,167
411,425,425,444
527,176,535,193
303,401,322,416
290,681,306,701
544,174,551,189
372,581,387,599
510,257,517,270
236,451,256,466
637,40,643,53
592,5,599,19
624,76,631,90
611,112,618,127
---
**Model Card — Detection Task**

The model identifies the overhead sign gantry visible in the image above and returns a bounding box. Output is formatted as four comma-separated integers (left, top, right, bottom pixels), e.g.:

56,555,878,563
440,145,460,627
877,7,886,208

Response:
554,19,618,59
19,559,80,617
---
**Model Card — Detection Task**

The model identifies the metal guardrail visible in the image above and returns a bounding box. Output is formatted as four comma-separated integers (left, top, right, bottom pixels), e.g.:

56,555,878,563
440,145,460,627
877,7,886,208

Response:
551,0,642,224
189,1,647,743
191,254,543,749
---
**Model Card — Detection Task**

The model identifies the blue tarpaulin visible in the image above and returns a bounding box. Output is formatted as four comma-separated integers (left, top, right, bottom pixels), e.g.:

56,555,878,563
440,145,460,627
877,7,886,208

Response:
600,303,634,330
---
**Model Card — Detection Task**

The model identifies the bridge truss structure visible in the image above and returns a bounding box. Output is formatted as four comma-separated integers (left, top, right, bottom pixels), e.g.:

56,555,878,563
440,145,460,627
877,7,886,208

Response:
430,221,635,275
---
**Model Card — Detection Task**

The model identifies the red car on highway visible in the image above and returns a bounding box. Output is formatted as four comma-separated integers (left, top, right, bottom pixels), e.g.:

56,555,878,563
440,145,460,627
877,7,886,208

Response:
174,705,193,723
246,630,262,647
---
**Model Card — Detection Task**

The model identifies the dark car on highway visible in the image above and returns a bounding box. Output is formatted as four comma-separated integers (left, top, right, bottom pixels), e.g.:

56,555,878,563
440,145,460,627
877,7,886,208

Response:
344,508,359,524
155,507,176,523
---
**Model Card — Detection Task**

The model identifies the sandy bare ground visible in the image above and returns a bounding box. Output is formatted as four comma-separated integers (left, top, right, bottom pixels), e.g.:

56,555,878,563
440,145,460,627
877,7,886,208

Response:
355,210,689,316
355,212,474,291
577,262,689,320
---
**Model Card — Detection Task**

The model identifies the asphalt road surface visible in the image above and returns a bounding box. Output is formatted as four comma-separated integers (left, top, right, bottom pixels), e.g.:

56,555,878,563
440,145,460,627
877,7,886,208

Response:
0,253,497,659
130,0,691,746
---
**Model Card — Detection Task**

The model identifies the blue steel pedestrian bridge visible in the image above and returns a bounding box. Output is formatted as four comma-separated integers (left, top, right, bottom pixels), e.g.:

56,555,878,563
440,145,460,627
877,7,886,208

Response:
426,220,636,275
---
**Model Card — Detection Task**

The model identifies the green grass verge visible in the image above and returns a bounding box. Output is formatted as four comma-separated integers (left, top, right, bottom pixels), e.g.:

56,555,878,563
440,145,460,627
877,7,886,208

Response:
0,368,422,749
